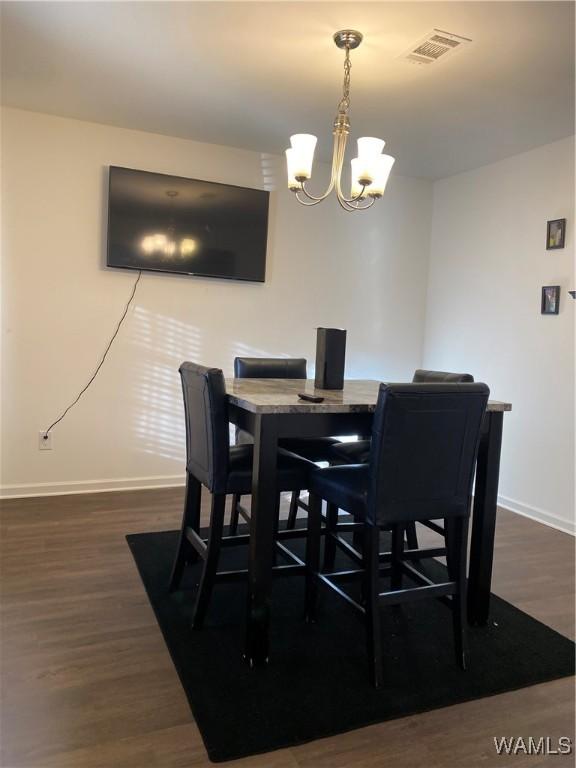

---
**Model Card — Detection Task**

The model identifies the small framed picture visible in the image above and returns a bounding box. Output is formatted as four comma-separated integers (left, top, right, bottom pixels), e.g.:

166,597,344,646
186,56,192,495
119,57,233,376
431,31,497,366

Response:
546,219,566,250
541,285,560,315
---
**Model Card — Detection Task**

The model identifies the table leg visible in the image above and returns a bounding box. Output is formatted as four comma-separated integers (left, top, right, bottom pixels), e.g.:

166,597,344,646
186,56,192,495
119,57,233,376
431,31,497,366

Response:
244,414,278,666
468,411,504,625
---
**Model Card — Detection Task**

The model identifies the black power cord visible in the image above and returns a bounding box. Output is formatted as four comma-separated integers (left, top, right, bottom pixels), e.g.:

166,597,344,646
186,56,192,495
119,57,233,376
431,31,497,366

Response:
42,271,142,440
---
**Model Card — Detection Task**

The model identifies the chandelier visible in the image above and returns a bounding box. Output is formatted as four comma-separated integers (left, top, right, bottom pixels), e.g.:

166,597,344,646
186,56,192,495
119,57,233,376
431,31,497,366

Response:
285,30,395,211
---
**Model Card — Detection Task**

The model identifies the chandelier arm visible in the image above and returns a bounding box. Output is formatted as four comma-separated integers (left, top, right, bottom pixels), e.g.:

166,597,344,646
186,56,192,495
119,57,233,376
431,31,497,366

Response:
335,188,363,211
294,190,326,206
334,138,360,208
296,131,341,202
332,130,346,183
298,179,335,202
336,195,371,212
335,158,358,212
336,196,357,212
332,131,347,197
339,185,369,204
336,183,377,211
351,196,376,210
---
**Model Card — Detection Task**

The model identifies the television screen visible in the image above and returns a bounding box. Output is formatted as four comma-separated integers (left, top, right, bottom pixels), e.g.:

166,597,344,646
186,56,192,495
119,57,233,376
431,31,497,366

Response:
107,166,269,282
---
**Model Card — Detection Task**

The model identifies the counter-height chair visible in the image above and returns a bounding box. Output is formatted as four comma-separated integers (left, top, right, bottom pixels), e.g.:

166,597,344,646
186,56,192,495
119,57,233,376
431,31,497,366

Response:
169,362,314,629
328,369,475,556
330,369,475,464
305,382,489,687
231,357,341,534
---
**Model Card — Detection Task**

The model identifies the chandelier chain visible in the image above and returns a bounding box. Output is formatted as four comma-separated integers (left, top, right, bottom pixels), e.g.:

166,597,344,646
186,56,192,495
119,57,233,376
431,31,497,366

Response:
337,46,352,115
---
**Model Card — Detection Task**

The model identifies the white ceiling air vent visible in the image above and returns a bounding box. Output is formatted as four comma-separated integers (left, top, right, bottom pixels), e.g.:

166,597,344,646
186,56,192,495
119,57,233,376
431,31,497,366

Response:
401,29,472,65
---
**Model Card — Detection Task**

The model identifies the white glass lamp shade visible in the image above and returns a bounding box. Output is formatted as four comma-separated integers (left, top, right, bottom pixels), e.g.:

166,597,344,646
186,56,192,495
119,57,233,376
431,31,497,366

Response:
288,134,317,181
285,149,301,191
368,154,395,197
357,137,385,159
355,137,386,185
350,157,368,199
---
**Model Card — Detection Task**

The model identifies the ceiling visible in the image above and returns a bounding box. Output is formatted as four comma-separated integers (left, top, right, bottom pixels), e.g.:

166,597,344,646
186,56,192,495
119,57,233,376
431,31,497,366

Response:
1,1,574,180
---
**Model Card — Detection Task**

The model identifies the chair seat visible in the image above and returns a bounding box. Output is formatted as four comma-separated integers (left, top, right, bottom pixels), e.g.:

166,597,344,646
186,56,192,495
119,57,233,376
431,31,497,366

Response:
279,436,341,463
189,445,313,495
309,464,369,517
330,439,371,464
236,431,340,463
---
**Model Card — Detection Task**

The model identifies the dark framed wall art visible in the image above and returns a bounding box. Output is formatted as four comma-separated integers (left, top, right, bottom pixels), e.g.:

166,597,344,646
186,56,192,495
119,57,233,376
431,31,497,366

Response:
541,285,561,315
546,219,566,250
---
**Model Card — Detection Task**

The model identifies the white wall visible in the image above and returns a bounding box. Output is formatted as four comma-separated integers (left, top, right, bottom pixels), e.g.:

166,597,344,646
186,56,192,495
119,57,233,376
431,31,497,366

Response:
424,137,575,533
1,107,433,496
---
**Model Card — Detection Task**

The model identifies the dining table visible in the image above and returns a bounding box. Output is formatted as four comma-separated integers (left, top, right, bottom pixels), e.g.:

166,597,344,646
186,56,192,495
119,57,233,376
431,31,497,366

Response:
225,377,512,667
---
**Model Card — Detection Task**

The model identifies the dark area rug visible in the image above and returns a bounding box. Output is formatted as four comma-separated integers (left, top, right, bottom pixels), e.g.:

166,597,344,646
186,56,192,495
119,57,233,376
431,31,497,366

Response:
127,528,574,763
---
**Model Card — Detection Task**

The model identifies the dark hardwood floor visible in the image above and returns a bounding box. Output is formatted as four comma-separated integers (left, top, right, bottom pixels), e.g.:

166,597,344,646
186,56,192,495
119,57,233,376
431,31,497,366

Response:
1,488,574,767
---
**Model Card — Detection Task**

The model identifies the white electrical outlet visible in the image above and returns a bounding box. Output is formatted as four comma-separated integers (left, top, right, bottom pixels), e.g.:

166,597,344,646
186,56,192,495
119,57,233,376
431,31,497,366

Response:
39,431,53,450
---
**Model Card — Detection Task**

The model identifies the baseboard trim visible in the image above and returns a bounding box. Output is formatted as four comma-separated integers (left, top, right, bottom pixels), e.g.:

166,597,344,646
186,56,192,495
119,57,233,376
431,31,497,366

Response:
2,480,573,537
498,494,575,536
0,475,186,500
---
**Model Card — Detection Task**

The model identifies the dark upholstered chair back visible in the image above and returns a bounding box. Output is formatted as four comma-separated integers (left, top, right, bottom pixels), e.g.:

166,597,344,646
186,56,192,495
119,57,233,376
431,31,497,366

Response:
368,383,489,525
179,362,229,493
413,369,474,383
233,357,307,445
234,357,307,379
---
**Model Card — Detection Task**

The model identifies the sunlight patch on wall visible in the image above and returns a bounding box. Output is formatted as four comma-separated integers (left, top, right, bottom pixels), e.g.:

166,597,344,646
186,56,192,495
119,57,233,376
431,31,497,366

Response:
259,153,279,192
130,306,203,462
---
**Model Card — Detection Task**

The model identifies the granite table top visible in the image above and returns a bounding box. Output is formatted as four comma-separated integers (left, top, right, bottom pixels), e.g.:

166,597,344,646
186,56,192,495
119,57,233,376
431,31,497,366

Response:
225,378,512,415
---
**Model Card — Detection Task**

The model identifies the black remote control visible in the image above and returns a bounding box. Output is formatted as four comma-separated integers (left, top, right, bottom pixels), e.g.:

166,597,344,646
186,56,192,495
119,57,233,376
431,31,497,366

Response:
298,393,325,403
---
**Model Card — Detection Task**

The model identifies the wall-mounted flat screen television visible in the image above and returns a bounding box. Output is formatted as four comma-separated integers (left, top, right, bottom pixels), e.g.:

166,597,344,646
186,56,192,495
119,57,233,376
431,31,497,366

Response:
107,166,269,282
